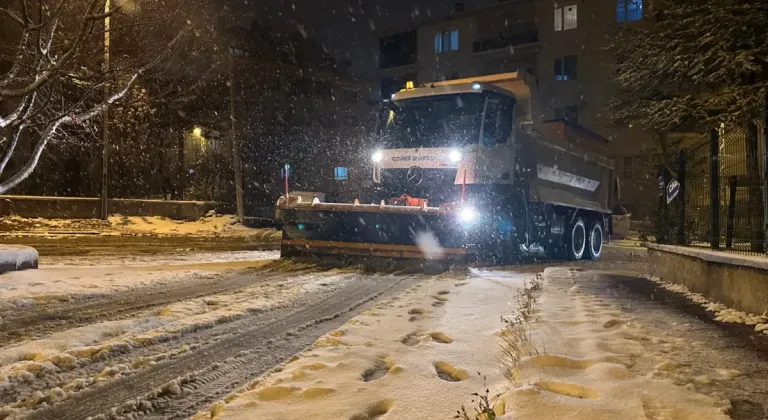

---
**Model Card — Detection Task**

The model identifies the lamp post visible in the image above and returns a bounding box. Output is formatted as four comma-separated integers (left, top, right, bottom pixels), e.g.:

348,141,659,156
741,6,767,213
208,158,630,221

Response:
101,0,110,220
229,51,244,223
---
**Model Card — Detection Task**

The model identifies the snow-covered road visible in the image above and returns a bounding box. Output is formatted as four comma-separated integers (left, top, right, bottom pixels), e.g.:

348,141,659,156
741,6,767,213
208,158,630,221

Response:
0,246,765,419
0,258,420,419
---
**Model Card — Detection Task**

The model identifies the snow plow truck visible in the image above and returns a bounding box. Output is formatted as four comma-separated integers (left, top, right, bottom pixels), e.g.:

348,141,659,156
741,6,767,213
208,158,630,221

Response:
275,72,615,264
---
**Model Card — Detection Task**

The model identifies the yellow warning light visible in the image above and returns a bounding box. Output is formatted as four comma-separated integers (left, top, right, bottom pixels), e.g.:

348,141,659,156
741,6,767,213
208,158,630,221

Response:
405,81,414,90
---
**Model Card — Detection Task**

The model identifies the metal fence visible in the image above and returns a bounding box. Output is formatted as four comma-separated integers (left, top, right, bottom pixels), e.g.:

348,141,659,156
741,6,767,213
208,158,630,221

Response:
675,122,768,256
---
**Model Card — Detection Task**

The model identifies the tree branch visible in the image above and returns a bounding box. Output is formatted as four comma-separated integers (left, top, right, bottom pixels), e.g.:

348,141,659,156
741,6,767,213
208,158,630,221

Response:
0,30,30,87
0,0,102,98
0,6,24,26
0,73,138,194
0,123,26,176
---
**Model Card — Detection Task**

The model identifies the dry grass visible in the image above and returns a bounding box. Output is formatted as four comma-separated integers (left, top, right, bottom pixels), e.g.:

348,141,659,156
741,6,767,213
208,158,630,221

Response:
454,375,498,420
456,274,545,419
499,273,543,386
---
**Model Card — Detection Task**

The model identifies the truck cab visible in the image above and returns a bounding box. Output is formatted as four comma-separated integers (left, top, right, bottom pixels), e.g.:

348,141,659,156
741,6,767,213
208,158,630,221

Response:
369,75,530,207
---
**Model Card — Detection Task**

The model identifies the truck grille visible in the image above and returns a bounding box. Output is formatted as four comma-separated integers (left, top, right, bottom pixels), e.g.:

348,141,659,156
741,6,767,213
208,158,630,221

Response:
377,168,459,204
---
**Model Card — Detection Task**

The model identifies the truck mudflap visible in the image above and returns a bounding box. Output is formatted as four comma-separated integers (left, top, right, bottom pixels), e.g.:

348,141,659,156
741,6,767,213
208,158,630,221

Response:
277,201,471,262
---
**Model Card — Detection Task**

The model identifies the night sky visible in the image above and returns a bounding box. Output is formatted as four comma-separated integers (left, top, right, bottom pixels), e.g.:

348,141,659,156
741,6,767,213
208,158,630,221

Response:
240,0,499,77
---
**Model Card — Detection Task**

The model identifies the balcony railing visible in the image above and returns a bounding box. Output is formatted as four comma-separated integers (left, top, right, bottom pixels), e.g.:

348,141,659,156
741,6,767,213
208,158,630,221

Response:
379,54,418,70
473,30,539,53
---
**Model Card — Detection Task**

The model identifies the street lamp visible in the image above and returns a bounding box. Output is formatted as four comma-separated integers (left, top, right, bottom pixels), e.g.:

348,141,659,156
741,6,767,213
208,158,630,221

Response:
101,0,110,220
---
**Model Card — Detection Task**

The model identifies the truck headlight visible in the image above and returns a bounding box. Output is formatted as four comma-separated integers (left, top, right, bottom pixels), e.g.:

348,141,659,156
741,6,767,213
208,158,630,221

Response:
372,150,383,163
459,206,478,223
448,150,462,163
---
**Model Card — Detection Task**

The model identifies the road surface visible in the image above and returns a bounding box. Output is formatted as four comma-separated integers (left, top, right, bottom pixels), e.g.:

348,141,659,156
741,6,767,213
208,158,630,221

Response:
0,263,419,419
0,244,765,419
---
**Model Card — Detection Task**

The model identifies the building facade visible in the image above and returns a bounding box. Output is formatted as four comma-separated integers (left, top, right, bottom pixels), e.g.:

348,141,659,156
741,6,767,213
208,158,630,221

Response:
378,0,655,218
213,21,378,207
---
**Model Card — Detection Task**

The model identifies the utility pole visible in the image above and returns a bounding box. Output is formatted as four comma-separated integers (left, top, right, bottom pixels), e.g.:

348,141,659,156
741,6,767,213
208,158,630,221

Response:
229,53,245,223
101,0,110,220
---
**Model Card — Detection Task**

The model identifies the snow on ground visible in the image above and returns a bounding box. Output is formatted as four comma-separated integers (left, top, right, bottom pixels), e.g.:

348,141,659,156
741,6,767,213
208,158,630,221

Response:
0,245,37,272
0,251,277,302
102,215,262,237
42,250,280,267
0,214,277,238
0,270,360,411
494,267,731,419
193,269,526,420
647,275,768,335
194,266,740,420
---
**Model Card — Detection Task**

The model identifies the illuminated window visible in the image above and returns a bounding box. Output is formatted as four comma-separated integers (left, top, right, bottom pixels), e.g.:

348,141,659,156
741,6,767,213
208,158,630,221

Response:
433,29,459,53
228,47,251,57
334,167,349,181
554,5,577,31
617,0,643,22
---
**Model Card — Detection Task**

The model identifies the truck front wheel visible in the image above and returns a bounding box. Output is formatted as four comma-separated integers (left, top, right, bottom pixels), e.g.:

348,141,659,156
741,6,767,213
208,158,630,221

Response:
565,217,586,260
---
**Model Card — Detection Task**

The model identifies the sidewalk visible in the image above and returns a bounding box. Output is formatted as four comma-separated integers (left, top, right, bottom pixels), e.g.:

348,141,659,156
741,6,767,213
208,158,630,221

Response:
192,264,753,420
193,270,526,420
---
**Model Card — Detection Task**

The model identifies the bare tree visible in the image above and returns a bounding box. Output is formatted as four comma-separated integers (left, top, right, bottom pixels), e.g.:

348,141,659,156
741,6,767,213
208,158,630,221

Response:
0,0,190,193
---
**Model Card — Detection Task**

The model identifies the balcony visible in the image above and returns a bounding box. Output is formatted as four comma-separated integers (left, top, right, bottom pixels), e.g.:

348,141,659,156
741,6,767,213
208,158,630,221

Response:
378,55,418,70
473,30,539,54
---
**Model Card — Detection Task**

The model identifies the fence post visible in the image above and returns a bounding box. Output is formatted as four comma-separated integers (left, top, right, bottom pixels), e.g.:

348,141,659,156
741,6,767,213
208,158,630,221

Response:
709,128,720,249
726,176,737,248
677,149,686,244
763,91,768,253
745,123,763,252
657,167,668,243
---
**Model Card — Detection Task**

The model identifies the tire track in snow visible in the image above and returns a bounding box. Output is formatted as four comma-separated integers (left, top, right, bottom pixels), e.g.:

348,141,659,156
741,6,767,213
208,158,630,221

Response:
0,268,311,346
0,271,355,411
25,273,416,420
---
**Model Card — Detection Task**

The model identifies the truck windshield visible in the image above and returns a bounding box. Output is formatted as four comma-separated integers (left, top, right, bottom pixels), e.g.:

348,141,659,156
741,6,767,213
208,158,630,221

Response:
380,93,485,149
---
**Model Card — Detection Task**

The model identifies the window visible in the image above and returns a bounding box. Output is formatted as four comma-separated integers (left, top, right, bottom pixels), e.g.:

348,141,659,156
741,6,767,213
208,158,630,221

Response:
554,5,577,31
228,48,250,57
482,95,515,146
554,55,578,80
554,105,579,123
617,0,643,22
334,167,349,181
564,105,579,123
623,155,648,180
623,157,633,179
433,29,459,53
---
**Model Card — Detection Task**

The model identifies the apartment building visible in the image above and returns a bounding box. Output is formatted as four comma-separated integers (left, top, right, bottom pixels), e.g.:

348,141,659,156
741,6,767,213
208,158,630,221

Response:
378,0,655,218
226,21,377,205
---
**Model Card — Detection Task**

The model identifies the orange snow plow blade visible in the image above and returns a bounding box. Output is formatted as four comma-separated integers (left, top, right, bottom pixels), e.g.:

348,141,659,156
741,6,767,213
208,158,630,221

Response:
281,239,467,261
275,199,473,264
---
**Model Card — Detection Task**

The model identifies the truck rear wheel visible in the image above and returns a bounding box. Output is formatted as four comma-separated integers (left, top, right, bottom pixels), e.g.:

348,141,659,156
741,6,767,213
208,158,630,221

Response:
565,217,586,260
586,220,603,260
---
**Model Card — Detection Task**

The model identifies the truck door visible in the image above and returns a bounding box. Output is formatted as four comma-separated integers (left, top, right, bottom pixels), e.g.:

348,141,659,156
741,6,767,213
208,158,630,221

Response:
477,93,516,184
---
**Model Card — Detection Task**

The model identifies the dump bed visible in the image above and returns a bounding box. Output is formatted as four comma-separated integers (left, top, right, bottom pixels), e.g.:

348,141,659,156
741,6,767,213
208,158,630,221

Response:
433,73,614,214
520,125,615,213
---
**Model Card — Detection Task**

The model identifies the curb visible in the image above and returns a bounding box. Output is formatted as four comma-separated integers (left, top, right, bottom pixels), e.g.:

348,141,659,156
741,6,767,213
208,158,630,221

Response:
0,245,39,274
